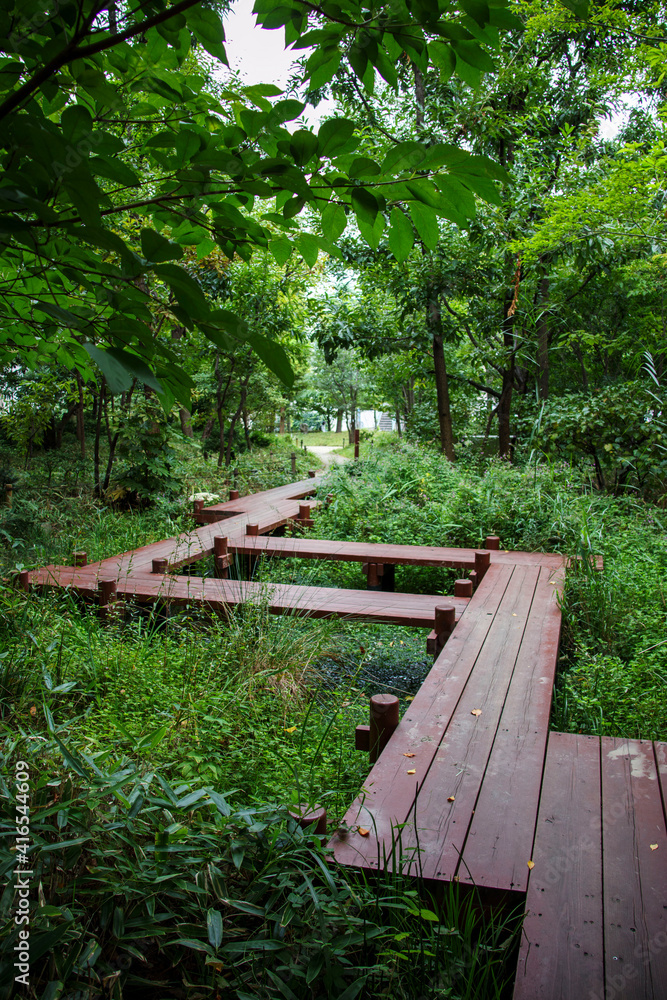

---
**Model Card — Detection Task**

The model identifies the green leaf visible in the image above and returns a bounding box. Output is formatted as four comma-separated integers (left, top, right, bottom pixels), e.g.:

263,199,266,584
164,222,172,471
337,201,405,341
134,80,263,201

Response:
320,202,347,242
289,129,319,166
558,0,589,17
297,233,320,267
152,263,210,320
388,208,414,263
318,118,357,157
357,211,385,250
187,6,228,63
269,237,293,266
408,201,439,250
351,188,379,228
83,344,132,393
207,908,223,949
89,156,140,188
428,41,456,82
381,141,427,177
460,0,490,27
454,40,496,73
141,229,184,263
246,332,294,387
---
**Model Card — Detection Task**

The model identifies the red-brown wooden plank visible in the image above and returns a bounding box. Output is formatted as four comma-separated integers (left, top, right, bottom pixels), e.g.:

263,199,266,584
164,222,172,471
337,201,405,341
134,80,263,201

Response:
601,737,667,1000
331,564,514,871
460,564,564,891
397,564,541,882
513,732,603,1000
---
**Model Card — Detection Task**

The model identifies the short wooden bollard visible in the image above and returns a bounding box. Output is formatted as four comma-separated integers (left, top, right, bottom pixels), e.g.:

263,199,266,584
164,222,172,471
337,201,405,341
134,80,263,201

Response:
5,483,13,507
73,551,87,567
152,558,168,574
308,470,316,478
18,570,30,592
290,452,297,476
369,693,400,763
454,578,473,598
289,803,327,836
229,488,240,501
354,428,360,461
485,535,500,551
246,523,259,536
435,604,456,655
214,536,229,579
98,578,118,621
363,562,383,591
193,499,204,519
474,550,491,584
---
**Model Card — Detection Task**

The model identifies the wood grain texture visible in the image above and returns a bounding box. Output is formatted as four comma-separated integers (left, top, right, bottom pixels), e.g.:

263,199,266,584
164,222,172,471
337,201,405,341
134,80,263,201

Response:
513,732,603,1000
601,737,667,1000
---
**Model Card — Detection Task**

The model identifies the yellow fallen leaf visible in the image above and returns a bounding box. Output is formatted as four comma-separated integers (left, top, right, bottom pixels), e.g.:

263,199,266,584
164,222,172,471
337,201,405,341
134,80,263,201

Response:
407,769,416,775
527,860,535,870
471,708,482,717
29,706,37,716
284,726,297,733
406,696,414,702
512,613,517,616
358,827,370,837
650,843,659,851
403,752,415,757
447,796,455,802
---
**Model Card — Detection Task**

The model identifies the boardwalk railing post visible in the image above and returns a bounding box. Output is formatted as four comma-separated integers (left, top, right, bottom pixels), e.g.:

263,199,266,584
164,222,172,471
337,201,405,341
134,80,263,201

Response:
288,804,327,836
229,488,240,501
363,562,383,591
98,578,118,621
485,535,500,550
354,428,360,461
308,470,316,478
73,551,87,567
5,483,12,507
17,570,30,592
246,523,259,576
290,452,297,477
152,558,168,574
297,503,312,529
435,604,456,655
454,578,473,598
214,536,229,579
474,550,491,584
380,563,395,592
369,693,400,763
193,499,204,521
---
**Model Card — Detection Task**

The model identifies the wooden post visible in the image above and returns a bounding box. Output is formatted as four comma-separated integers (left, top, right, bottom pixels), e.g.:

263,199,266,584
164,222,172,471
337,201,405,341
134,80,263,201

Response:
469,569,478,591
363,562,383,591
308,470,316,478
229,488,240,501
288,804,327,836
474,550,491,583
152,558,168,574
369,693,400,763
354,428,360,461
193,499,204,519
246,524,259,536
454,578,473,598
485,535,500,550
98,578,118,621
435,604,456,655
290,452,297,477
5,483,12,507
214,536,229,579
18,570,30,592
73,551,87,567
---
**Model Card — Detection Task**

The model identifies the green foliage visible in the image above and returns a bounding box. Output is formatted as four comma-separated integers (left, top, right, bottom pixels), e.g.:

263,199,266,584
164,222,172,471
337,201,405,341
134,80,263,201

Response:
529,382,667,494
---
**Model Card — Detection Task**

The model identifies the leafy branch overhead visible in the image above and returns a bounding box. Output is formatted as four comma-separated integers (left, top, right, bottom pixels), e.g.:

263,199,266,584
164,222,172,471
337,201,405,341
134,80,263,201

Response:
0,0,514,402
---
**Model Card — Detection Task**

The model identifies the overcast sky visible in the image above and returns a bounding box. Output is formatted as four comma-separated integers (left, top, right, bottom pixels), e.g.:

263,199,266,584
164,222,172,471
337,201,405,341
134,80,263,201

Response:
223,0,298,88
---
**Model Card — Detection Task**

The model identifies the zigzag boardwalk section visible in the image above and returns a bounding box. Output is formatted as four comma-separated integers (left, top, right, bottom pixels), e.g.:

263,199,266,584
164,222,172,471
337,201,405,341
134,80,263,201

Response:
331,561,564,891
24,475,664,997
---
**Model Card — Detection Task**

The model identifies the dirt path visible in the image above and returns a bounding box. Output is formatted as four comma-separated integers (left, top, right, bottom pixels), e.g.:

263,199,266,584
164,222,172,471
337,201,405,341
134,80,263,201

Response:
306,445,348,468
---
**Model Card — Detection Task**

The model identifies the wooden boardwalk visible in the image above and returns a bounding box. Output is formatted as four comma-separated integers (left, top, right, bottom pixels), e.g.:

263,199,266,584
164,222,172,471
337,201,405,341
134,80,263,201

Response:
23,475,662,998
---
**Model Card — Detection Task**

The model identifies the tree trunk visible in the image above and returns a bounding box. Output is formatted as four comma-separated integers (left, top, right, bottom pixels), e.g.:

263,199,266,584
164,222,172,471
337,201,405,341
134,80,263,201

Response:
432,332,455,461
395,410,402,438
94,383,104,494
335,408,343,433
243,403,251,451
536,268,550,400
179,408,193,437
75,371,86,460
279,408,286,434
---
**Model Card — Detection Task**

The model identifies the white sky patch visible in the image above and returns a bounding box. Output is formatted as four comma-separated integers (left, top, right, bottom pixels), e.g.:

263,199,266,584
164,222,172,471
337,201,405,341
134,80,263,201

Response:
222,0,337,125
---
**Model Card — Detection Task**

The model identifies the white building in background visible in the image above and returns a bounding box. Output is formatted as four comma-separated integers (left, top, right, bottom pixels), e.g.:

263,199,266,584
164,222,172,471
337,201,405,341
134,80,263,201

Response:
356,410,395,431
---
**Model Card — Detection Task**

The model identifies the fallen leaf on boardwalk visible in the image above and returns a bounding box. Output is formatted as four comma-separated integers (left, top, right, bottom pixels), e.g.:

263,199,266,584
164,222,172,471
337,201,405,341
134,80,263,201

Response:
471,709,482,717
650,843,659,851
512,613,517,616
358,827,370,837
448,796,455,802
284,726,297,733
403,752,415,757
527,860,535,870
407,769,416,775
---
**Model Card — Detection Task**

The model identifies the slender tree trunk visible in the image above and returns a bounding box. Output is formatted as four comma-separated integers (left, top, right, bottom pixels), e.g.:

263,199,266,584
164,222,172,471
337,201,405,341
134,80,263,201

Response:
225,378,250,466
432,332,455,460
395,410,402,438
536,267,550,400
94,383,104,494
335,408,343,433
243,402,251,450
279,408,286,434
179,408,193,437
75,371,86,460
